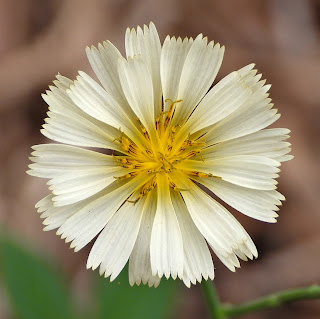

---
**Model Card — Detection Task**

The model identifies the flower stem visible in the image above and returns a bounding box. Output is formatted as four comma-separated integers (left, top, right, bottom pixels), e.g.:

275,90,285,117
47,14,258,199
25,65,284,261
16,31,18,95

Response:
222,285,320,317
201,280,225,319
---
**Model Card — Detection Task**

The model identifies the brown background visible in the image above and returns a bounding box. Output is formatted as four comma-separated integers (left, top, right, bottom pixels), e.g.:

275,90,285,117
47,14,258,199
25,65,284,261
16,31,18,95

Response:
0,0,319,318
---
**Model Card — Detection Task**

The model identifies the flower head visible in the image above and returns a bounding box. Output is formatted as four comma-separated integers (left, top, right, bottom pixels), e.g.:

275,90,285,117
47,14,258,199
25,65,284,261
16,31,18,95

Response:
28,22,292,287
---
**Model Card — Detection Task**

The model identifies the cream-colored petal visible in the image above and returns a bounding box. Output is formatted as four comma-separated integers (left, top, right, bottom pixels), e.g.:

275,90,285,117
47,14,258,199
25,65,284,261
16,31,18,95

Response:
200,82,278,145
40,195,88,231
86,41,144,132
118,56,162,151
35,194,54,213
43,207,76,231
86,41,128,106
36,193,106,233
177,155,280,190
125,23,162,115
212,248,240,272
202,128,291,162
150,173,184,279
67,72,145,148
160,36,194,112
30,144,116,165
57,172,151,252
42,76,121,150
129,190,161,287
47,75,119,128
53,74,73,90
173,35,224,126
48,166,127,206
28,144,117,179
67,72,121,128
275,154,294,162
192,176,281,223
183,64,257,136
170,176,235,256
171,190,214,287
170,171,257,262
41,111,120,150
87,192,145,281
118,56,154,132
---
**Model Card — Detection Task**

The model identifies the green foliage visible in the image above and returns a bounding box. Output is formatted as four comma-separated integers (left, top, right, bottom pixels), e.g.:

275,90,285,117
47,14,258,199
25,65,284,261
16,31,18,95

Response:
0,235,74,319
0,234,180,319
2,232,320,319
93,268,179,319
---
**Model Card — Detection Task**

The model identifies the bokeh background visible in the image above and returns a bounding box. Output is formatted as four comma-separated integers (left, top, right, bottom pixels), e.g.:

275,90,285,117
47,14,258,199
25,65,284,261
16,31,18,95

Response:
0,0,319,318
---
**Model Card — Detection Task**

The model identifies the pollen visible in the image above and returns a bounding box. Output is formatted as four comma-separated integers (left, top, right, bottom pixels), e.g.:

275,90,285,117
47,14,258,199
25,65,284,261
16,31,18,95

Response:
113,99,217,204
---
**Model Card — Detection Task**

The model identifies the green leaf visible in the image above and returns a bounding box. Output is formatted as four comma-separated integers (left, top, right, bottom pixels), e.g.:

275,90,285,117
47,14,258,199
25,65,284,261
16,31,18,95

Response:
93,266,180,319
0,235,74,319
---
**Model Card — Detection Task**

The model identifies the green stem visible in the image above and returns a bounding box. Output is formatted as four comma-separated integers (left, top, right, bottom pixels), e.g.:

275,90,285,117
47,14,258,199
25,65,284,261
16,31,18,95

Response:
222,285,320,317
201,280,225,319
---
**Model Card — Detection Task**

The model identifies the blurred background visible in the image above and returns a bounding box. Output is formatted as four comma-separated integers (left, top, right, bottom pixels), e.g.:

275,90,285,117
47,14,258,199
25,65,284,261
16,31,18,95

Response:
0,0,319,318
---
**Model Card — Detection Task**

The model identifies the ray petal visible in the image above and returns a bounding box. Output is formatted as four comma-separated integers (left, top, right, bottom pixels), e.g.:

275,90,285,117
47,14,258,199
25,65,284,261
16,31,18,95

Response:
129,190,161,287
192,176,282,223
173,35,224,125
177,155,280,190
160,36,194,112
202,128,292,162
150,173,184,279
56,172,151,252
87,192,145,281
171,190,214,287
170,171,257,263
42,75,121,150
125,22,162,115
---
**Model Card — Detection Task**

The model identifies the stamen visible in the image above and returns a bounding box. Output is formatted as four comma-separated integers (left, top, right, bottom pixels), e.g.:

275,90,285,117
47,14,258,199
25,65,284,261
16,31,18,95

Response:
136,117,150,141
171,124,181,135
165,144,173,156
155,111,167,135
147,168,163,175
128,144,138,156
155,114,161,133
113,129,125,143
158,152,174,168
145,148,155,158
115,157,140,166
184,150,201,159
187,140,206,147
169,180,189,192
164,99,182,130
188,171,222,179
113,171,139,184
127,177,157,204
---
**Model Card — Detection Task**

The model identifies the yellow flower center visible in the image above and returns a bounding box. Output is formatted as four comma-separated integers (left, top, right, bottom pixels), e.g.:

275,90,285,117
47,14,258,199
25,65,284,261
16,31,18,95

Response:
113,99,214,203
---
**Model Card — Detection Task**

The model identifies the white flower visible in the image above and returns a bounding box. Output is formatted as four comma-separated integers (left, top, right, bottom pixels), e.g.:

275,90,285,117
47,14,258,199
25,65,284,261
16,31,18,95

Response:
28,22,292,287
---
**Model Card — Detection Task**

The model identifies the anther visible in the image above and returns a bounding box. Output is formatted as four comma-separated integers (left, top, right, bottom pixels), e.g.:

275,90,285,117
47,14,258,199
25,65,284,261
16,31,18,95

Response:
189,171,221,179
127,178,157,204
164,99,182,129
171,124,181,135
113,129,125,143
113,171,138,184
145,148,154,158
169,180,189,192
127,194,142,205
135,117,150,140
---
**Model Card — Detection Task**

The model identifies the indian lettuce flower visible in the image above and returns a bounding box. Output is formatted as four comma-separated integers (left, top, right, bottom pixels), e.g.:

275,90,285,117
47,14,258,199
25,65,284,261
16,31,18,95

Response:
27,22,292,287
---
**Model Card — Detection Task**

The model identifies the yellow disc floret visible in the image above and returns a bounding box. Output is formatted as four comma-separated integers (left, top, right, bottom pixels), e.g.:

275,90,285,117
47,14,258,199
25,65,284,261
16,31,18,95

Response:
113,99,219,204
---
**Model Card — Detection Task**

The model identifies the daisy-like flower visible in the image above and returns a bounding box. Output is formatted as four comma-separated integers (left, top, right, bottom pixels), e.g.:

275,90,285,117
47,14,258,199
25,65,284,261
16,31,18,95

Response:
28,22,292,287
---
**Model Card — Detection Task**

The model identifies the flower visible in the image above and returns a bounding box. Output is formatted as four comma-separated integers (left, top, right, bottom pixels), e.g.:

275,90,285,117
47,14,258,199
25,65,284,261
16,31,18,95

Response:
28,22,292,288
